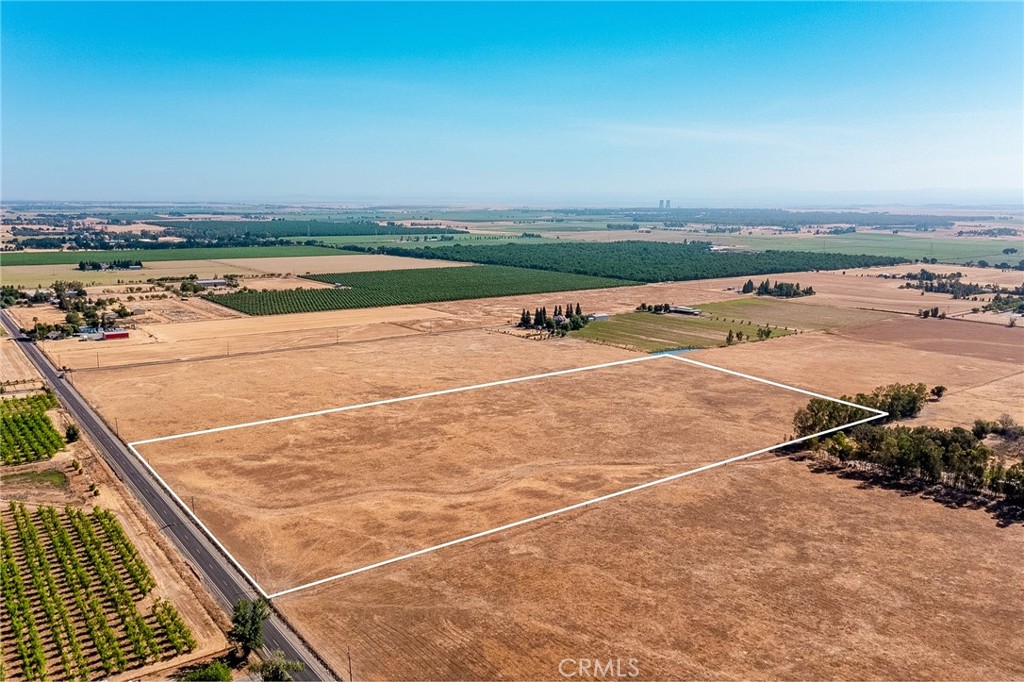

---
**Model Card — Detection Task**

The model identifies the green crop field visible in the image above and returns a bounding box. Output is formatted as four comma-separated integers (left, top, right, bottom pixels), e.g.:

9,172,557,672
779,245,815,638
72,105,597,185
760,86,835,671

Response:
697,297,896,330
1,502,195,680
1,469,69,489
572,311,794,352
208,265,633,315
701,232,1023,264
0,245,342,266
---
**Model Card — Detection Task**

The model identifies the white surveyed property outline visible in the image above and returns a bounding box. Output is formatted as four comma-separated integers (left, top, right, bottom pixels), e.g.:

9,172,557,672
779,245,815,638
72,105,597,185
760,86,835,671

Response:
126,353,888,600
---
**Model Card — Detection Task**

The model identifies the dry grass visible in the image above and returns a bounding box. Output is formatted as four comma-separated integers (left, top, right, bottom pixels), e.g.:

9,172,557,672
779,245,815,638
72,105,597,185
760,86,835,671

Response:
277,455,1024,681
39,268,1024,680
134,356,811,593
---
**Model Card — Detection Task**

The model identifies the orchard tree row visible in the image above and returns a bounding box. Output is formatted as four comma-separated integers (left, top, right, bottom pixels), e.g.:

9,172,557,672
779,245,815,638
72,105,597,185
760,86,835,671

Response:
0,502,196,681
338,241,906,283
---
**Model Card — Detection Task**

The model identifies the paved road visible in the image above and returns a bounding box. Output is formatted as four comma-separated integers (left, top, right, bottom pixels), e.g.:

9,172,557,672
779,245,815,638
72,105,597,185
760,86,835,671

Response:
1,311,337,681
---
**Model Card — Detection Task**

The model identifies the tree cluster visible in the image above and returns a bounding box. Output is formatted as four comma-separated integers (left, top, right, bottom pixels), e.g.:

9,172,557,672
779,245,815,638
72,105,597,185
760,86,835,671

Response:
985,293,1024,314
821,423,1023,502
77,259,142,271
1,285,50,308
743,279,814,297
793,385,1024,504
518,302,588,334
918,307,946,319
635,302,673,313
793,383,929,437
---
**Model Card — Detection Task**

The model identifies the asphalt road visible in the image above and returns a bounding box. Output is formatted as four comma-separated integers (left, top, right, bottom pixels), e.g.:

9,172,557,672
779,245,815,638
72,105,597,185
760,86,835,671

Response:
1,311,337,681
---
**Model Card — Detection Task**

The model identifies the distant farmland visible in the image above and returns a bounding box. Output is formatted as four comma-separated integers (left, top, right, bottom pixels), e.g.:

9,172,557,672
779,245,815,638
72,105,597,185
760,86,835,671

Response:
152,219,466,238
0,245,341,266
208,265,632,315
698,232,1024,265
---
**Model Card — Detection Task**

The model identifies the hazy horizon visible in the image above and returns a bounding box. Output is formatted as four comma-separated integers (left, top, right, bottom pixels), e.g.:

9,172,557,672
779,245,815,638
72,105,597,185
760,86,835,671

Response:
3,2,1022,205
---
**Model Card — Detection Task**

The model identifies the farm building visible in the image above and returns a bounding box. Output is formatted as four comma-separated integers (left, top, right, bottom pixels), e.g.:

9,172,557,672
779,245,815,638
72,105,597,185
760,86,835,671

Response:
669,306,702,316
195,279,228,288
588,313,610,322
102,329,129,340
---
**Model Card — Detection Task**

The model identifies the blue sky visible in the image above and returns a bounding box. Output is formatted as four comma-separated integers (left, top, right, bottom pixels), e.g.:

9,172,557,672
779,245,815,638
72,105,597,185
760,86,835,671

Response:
2,2,1022,205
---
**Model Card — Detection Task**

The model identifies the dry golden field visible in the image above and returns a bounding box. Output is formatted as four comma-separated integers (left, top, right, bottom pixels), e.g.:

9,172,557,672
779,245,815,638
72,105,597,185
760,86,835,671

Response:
21,264,1024,680
277,456,1024,681
0,253,468,287
133,354,813,594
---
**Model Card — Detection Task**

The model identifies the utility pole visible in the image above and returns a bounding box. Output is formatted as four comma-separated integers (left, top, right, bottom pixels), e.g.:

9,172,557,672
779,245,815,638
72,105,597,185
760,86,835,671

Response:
347,648,353,682
115,417,119,437
190,496,195,514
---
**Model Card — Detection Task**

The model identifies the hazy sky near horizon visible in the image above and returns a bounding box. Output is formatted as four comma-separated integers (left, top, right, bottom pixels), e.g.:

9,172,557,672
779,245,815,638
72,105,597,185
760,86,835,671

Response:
2,2,1022,205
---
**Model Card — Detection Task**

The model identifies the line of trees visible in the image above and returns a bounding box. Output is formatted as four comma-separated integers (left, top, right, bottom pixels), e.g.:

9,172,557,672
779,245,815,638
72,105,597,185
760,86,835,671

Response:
741,279,814,297
725,326,775,345
77,260,142,271
792,385,1024,505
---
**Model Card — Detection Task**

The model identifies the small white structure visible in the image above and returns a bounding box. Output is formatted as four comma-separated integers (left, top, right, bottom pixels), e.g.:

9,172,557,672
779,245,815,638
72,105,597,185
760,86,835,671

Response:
589,313,610,322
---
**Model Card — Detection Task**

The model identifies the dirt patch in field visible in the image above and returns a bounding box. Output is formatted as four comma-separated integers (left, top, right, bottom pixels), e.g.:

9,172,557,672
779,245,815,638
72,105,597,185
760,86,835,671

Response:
0,336,41,383
220,254,473,275
6,304,67,327
234,275,335,291
134,356,813,593
276,455,1024,681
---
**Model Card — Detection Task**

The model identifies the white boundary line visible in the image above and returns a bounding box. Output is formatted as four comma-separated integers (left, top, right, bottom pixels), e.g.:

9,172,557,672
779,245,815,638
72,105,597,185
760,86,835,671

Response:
267,411,886,599
128,353,888,600
124,441,270,599
129,356,659,446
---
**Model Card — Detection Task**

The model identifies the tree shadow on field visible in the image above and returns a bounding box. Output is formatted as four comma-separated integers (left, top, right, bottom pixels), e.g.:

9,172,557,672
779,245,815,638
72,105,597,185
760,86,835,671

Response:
782,453,1024,528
